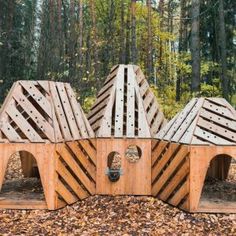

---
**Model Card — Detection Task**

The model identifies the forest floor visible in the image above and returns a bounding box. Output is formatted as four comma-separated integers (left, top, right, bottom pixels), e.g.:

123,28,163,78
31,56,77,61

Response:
0,155,235,235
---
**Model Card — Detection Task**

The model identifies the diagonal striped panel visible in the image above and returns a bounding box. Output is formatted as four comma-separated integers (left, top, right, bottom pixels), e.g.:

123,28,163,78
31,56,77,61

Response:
152,141,190,211
156,98,236,145
55,140,96,205
0,81,95,143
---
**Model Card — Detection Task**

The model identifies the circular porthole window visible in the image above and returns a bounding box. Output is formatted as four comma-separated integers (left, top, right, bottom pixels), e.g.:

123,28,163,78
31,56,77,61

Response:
125,145,142,163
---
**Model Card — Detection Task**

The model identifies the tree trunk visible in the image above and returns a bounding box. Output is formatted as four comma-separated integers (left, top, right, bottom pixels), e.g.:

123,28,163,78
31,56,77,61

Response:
119,0,126,64
190,0,200,94
78,0,83,82
218,0,228,100
146,0,152,80
89,0,99,83
131,0,137,64
176,0,185,101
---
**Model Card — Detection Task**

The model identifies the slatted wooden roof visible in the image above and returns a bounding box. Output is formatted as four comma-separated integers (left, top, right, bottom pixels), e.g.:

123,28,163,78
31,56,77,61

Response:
156,97,236,145
0,81,94,143
87,64,166,138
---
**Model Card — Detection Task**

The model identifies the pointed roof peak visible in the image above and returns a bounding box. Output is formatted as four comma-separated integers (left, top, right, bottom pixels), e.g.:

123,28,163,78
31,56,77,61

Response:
88,64,166,138
0,80,94,143
156,97,236,145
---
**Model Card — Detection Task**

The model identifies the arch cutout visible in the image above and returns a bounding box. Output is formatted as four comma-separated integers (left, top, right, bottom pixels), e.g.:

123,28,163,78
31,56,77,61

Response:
198,154,236,213
0,151,47,209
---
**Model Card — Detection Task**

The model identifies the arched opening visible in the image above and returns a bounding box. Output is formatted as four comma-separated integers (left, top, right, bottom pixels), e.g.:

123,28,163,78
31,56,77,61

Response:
199,154,236,212
0,151,46,208
106,151,122,182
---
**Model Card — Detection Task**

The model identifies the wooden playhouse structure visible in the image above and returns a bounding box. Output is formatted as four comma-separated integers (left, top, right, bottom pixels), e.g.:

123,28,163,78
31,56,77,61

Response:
88,64,166,195
0,81,96,210
152,97,236,213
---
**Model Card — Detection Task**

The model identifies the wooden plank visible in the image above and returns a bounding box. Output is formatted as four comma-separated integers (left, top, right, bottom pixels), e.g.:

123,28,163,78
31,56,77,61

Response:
19,81,52,118
152,145,189,196
139,80,149,97
103,66,119,85
6,105,44,142
126,65,135,137
143,92,154,111
168,180,188,206
150,111,165,135
0,200,47,210
180,117,198,144
37,81,50,94
98,74,116,97
49,82,72,140
197,117,236,142
79,140,96,165
88,97,109,119
147,101,159,125
67,142,96,181
151,143,179,183
58,145,95,194
56,179,78,204
203,99,235,120
114,65,125,137
194,126,233,145
164,98,198,140
64,84,86,137
56,82,80,140
0,120,23,142
199,109,236,131
57,160,89,199
159,160,189,200
13,92,55,142
156,112,178,139
97,82,116,137
134,84,151,138
172,98,204,143
151,141,168,166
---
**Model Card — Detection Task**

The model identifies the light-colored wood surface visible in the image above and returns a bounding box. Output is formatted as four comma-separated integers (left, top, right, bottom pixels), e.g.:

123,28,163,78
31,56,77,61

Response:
0,81,95,143
96,138,151,195
88,64,166,138
156,97,236,145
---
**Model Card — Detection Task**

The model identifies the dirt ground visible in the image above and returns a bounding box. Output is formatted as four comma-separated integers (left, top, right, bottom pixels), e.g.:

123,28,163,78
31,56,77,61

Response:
0,155,235,235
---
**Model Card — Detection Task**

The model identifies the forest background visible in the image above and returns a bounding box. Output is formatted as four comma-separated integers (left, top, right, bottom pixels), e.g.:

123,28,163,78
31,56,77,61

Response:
0,0,235,119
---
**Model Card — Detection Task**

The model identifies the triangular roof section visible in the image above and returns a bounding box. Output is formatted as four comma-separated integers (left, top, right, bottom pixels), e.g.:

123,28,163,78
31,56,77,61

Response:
156,97,236,145
87,64,166,138
0,81,94,143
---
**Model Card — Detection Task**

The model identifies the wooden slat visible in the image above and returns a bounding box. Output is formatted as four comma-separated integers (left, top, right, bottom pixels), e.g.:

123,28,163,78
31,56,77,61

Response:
203,99,235,120
19,81,52,118
197,117,236,142
159,160,189,200
143,92,154,111
139,80,149,97
56,179,78,204
58,145,95,194
194,126,233,145
114,66,125,137
13,92,55,142
168,180,189,206
126,65,135,137
64,84,89,138
150,111,165,135
57,160,88,199
151,141,168,166
152,145,189,196
79,140,96,165
56,82,80,140
37,81,50,94
49,82,72,140
164,98,198,140
147,102,159,124
152,143,179,183
171,98,204,143
0,119,23,142
6,105,44,142
199,109,236,131
67,142,96,181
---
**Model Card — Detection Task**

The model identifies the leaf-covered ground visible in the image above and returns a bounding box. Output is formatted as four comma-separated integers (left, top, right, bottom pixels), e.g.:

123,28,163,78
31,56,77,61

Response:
0,155,235,235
